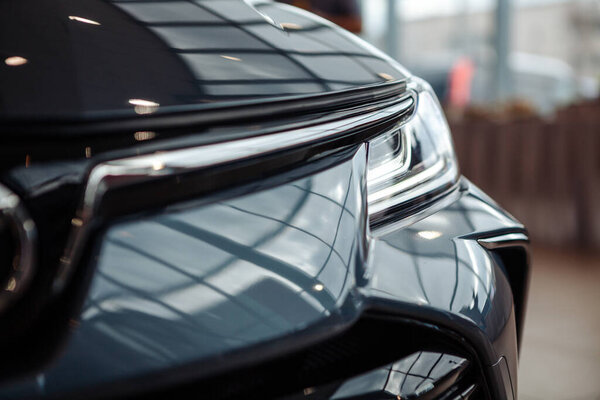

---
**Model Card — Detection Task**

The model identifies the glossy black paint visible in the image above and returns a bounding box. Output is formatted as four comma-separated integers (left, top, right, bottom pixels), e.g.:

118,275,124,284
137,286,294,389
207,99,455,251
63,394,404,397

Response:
0,1,529,399
0,146,526,399
0,0,405,121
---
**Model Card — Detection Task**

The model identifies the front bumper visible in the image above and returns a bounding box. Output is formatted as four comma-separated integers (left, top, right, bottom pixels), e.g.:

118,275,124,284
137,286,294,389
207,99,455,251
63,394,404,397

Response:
0,146,529,399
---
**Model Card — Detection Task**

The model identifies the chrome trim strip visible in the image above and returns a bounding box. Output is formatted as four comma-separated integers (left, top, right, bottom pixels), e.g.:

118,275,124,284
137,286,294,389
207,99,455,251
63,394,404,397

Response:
0,184,37,312
478,233,529,250
53,95,415,293
1,80,408,136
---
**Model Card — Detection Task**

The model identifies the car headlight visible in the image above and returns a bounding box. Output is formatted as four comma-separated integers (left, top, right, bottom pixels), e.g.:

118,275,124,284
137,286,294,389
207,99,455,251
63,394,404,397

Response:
367,78,460,228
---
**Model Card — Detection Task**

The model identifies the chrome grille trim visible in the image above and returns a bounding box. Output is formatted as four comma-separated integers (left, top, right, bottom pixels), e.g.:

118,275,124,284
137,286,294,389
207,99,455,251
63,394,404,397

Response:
53,94,415,293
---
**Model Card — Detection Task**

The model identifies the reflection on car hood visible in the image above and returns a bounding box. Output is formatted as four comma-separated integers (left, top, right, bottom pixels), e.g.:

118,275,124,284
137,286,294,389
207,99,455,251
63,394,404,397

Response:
0,0,407,121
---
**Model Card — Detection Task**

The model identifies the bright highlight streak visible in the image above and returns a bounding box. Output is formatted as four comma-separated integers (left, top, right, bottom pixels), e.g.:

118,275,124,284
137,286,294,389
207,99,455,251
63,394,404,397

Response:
129,99,160,115
129,99,159,107
280,22,302,30
5,56,28,66
152,160,165,171
417,230,442,240
68,16,101,25
220,55,241,62
378,72,395,81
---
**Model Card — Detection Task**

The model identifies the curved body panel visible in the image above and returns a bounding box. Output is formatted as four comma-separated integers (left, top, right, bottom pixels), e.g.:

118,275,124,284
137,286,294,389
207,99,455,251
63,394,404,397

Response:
0,0,406,121
0,147,526,399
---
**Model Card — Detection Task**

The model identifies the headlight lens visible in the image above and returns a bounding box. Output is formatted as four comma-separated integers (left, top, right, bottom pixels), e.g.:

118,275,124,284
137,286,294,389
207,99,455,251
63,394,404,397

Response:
367,78,459,227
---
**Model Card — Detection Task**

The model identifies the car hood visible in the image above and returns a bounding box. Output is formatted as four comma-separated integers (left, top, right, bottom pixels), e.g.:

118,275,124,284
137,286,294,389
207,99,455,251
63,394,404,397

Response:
0,0,407,121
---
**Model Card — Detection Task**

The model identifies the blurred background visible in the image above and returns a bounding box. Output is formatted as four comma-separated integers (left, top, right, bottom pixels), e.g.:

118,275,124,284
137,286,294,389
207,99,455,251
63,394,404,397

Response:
280,1,600,398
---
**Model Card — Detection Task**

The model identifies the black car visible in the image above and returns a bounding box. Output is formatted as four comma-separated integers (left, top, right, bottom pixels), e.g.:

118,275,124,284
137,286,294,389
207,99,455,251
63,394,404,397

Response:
0,1,529,399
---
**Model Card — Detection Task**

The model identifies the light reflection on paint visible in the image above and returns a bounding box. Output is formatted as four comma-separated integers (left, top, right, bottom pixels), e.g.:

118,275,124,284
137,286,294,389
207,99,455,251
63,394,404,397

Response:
378,72,395,81
280,22,302,30
417,230,442,240
6,278,16,292
152,160,165,171
134,131,156,141
129,99,160,115
4,56,28,66
220,55,241,62
68,16,101,25
71,218,84,227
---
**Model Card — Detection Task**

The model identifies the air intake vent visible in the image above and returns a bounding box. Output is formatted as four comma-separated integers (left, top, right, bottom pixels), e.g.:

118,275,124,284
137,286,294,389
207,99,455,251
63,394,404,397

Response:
121,314,485,400
280,351,478,400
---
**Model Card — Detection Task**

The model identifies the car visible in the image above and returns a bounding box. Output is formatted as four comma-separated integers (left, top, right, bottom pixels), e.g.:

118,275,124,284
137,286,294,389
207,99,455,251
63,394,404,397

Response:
0,0,529,399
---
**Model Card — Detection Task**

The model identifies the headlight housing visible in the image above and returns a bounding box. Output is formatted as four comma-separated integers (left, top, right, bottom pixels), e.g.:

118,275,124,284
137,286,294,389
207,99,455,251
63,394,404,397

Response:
367,78,459,229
